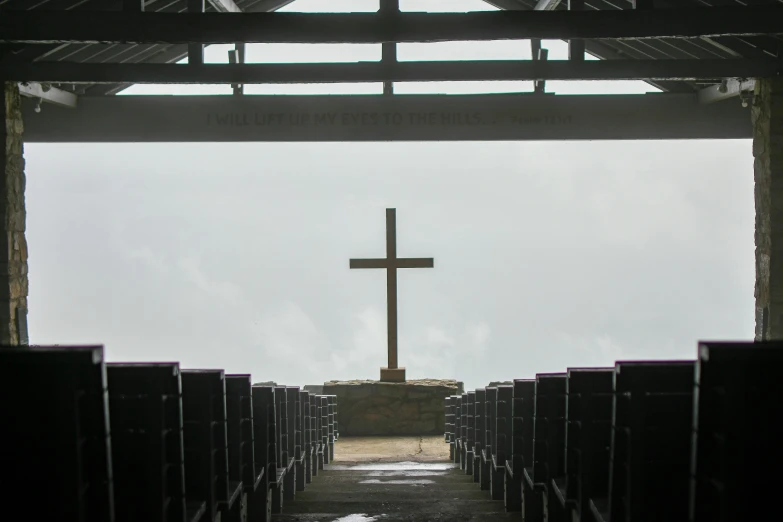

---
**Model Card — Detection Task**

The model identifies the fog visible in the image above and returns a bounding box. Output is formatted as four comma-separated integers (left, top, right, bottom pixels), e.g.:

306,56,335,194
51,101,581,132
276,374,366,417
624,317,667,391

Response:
24,0,755,390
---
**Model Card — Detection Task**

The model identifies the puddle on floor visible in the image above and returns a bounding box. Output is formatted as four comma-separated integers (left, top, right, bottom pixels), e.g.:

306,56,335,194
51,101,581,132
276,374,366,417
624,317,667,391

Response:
358,479,435,485
329,461,457,471
334,513,383,522
363,470,447,477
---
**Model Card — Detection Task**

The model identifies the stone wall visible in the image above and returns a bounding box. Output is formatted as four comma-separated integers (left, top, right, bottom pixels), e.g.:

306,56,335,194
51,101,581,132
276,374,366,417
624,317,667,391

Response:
1,82,28,345
322,379,464,436
753,78,783,340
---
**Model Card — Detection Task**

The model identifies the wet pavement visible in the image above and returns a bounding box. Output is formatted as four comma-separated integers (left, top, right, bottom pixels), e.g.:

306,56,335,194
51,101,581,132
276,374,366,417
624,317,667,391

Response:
272,460,520,521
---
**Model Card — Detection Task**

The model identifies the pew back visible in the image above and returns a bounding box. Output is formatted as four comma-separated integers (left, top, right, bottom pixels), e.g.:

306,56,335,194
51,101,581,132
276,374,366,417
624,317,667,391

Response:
608,361,695,522
181,370,231,522
531,373,567,484
564,368,613,519
0,346,115,522
107,363,187,522
690,342,783,522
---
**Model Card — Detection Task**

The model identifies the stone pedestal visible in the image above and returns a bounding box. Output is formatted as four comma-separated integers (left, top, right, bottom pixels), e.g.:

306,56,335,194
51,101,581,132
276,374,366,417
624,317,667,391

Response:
380,366,406,382
322,379,464,436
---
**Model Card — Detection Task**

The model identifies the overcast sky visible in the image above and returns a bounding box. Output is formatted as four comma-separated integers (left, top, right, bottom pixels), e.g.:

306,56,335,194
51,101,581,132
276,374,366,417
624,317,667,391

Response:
24,0,755,390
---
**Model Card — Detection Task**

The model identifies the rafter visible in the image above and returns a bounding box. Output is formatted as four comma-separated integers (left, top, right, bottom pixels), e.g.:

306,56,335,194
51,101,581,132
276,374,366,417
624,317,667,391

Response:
1,8,782,45
206,0,241,13
535,0,562,10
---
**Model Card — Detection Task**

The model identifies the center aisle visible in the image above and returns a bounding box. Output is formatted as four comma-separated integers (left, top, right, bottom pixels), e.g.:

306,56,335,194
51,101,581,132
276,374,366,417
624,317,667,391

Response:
272,436,518,522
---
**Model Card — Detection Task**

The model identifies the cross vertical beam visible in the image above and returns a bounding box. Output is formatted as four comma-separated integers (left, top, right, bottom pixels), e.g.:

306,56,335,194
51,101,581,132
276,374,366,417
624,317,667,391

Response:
350,208,434,382
385,209,398,369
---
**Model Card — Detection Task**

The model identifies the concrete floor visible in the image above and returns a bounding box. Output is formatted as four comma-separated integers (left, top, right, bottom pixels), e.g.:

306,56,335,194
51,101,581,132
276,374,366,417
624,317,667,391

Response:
272,437,517,521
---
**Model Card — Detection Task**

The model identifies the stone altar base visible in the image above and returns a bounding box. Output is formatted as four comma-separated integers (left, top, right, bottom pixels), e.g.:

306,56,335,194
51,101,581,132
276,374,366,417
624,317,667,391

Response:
322,378,464,436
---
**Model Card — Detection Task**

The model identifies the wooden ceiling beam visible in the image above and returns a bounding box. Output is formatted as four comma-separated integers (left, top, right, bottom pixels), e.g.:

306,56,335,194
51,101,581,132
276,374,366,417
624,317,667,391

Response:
2,59,777,84
1,8,782,45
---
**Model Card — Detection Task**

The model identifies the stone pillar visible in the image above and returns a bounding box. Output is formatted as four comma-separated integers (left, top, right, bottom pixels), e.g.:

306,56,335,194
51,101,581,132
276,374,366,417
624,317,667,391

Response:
0,82,28,345
753,78,783,340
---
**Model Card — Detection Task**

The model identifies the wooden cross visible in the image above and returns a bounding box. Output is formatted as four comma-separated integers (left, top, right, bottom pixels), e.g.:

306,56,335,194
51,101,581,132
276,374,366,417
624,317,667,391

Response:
349,209,434,382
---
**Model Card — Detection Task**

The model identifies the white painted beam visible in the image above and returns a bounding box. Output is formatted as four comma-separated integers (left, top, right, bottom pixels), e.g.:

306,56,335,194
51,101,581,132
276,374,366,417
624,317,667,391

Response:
481,0,525,10
698,78,756,105
535,0,562,10
17,82,77,109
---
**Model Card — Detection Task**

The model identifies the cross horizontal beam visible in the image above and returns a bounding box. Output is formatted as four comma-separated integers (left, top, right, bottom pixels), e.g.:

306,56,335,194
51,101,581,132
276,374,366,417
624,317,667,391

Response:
19,93,752,143
1,8,782,45
350,258,435,269
2,60,778,84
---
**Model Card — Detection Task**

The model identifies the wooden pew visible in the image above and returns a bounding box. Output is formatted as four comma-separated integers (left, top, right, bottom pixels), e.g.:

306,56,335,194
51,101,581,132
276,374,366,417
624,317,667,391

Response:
180,370,234,522
299,390,313,485
309,392,318,482
106,363,191,522
522,373,566,522
473,388,486,484
554,368,614,522
480,387,496,491
453,394,463,466
331,395,339,440
538,371,573,522
319,395,330,466
0,345,115,522
444,395,453,443
505,378,535,513
444,395,456,460
307,393,317,476
311,394,324,472
273,386,294,506
458,392,468,470
287,387,305,495
543,368,612,522
591,361,695,522
690,341,783,522
464,390,476,475
491,385,513,501
226,375,264,522
251,385,277,521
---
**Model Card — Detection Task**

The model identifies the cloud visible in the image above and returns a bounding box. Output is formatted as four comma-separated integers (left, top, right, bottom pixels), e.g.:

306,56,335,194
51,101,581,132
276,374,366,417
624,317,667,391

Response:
553,332,631,368
467,321,491,353
126,246,169,275
251,302,330,378
177,257,242,303
335,307,387,371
